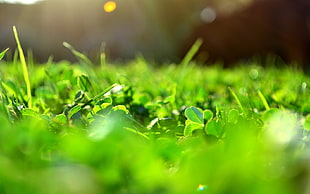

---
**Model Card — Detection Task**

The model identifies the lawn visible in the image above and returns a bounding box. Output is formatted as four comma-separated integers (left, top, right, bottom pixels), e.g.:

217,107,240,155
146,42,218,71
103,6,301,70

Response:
0,33,309,194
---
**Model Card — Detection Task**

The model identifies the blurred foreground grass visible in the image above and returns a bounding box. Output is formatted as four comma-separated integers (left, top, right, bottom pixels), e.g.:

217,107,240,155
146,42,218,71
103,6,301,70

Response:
0,50,310,193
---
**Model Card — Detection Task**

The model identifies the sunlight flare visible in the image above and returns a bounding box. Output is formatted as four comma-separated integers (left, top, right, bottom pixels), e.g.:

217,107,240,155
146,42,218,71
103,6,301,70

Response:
103,1,117,13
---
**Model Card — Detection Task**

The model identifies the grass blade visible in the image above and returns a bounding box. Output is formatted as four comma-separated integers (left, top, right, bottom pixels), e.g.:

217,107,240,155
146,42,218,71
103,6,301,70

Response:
257,90,270,110
63,42,93,66
228,87,245,115
13,26,32,108
180,38,203,68
0,48,9,61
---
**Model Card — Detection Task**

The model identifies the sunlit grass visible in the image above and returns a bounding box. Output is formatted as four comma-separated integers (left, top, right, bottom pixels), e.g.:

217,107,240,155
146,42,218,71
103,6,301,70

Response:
0,29,309,193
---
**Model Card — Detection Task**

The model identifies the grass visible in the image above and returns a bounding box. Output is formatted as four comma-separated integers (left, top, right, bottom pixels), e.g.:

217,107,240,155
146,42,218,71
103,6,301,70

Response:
0,34,310,193
13,26,32,108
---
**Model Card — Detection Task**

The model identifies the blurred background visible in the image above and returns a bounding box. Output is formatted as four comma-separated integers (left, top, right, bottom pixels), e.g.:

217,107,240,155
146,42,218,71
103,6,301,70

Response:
0,0,254,63
0,0,310,66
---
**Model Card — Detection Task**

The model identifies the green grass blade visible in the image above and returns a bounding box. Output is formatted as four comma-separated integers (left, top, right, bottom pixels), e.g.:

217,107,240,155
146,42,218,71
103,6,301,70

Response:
13,26,32,108
228,87,245,115
177,39,203,84
81,83,119,108
124,127,150,140
0,48,9,61
257,90,270,110
180,38,203,68
63,42,93,66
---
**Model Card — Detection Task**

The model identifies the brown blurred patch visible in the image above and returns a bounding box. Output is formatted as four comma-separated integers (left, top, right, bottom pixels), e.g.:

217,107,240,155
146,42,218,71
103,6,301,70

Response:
182,0,310,69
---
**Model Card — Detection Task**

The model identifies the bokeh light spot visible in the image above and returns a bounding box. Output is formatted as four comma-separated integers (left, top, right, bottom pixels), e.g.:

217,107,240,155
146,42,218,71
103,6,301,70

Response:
197,184,208,192
200,7,216,23
103,1,117,13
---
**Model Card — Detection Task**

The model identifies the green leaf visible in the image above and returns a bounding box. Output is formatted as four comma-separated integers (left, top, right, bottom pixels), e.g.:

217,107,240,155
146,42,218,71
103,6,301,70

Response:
113,105,129,114
35,86,55,99
148,118,177,132
262,108,281,121
185,106,204,124
96,97,112,106
68,105,82,118
74,90,85,103
53,114,67,124
184,120,203,136
304,114,310,130
228,109,239,124
21,108,38,117
77,74,92,92
203,109,213,123
205,120,223,137
2,80,18,96
164,84,176,104
0,48,9,60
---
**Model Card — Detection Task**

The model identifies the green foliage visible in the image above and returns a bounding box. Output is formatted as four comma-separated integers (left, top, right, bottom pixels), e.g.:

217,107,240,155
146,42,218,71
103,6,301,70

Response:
0,53,309,193
0,48,9,61
305,114,310,130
